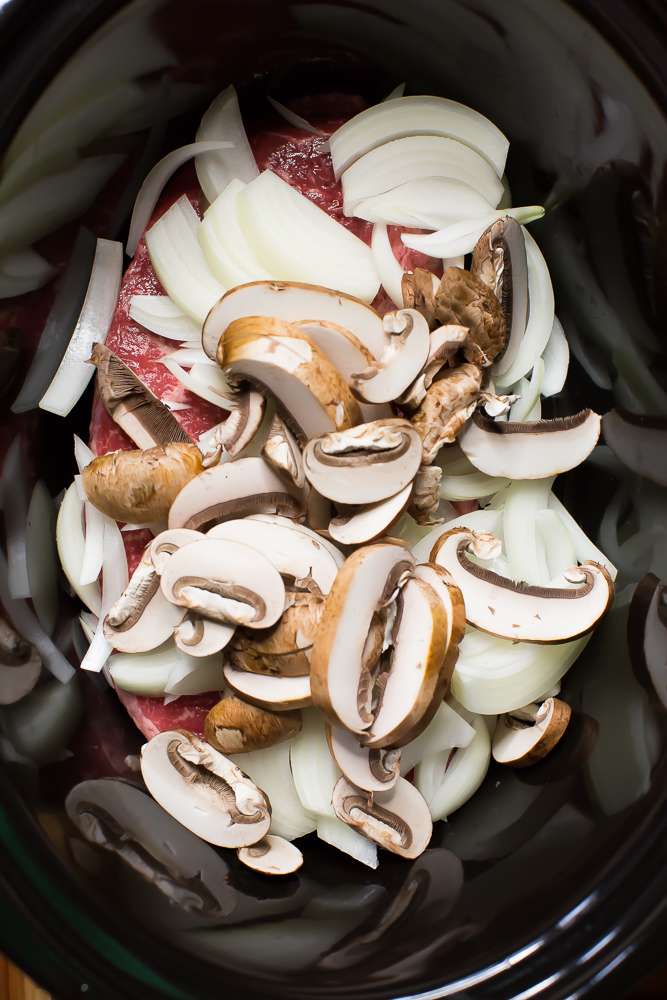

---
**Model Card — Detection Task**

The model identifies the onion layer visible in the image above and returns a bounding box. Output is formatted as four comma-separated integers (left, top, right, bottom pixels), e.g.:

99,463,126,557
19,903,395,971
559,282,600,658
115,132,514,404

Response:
128,295,202,342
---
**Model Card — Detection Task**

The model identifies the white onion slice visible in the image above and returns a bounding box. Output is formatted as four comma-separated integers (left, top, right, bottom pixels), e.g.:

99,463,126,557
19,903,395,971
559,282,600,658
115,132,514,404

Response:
342,135,503,215
371,223,404,308
74,435,95,472
56,484,102,615
40,237,123,416
126,140,232,256
540,316,569,397
109,643,220,696
128,294,202,341
267,97,327,137
508,357,544,422
163,346,215,368
0,248,56,298
353,177,496,231
26,482,58,635
160,355,232,407
2,436,30,599
166,657,226,695
230,741,316,842
80,521,127,673
439,470,509,502
316,815,378,869
383,83,405,102
329,95,509,180
415,715,491,820
290,709,341,817
236,171,380,303
411,508,504,565
400,701,475,775
547,493,617,579
198,213,256,289
203,178,273,281
79,502,106,586
535,508,577,581
195,86,259,204
442,255,465,270
503,477,554,586
145,195,225,324
400,207,544,259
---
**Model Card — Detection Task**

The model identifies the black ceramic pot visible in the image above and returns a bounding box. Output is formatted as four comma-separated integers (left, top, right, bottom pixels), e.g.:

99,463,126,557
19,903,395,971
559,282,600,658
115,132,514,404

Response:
0,1,666,998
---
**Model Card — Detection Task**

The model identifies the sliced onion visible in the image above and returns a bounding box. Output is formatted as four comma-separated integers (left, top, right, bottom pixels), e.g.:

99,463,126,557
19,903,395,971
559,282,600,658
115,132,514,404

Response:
439,470,509,502
2,436,30,599
203,178,273,281
442,255,465,270
540,317,569,397
547,493,617,579
56,484,101,615
503,477,555,586
198,213,256,289
383,83,405,102
79,502,106,587
329,95,510,180
163,346,215,368
400,701,475,775
316,815,378,869
342,135,503,215
128,294,202,342
371,223,404,307
12,226,97,413
290,708,341,818
535,508,577,581
145,195,225,324
267,97,327,137
195,86,259,204
109,643,220,696
80,521,128,672
0,673,82,762
410,507,504,564
40,237,123,416
74,435,95,471
26,482,58,635
230,741,316,842
165,657,225,696
160,355,232,407
508,356,544,422
401,207,544,260
415,714,491,820
353,177,496,230
0,248,56,298
236,170,380,303
126,140,232,256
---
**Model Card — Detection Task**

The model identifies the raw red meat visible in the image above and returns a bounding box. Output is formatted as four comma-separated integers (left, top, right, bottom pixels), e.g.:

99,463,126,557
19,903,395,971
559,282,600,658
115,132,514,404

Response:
114,686,224,741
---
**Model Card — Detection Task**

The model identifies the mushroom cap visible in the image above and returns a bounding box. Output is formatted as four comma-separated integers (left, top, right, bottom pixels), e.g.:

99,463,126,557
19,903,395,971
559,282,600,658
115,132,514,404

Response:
160,538,285,629
431,528,615,643
471,217,528,377
174,615,236,657
230,595,325,676
168,457,304,532
601,409,667,487
328,484,412,546
200,391,267,463
104,547,185,654
433,266,506,367
140,729,271,848
303,419,422,504
332,775,432,859
82,443,203,524
0,621,41,705
458,409,601,480
351,310,431,404
410,364,483,463
402,268,440,328
492,698,572,767
149,528,203,575
261,414,305,488
223,663,312,710
237,835,303,875
326,724,400,792
205,696,302,753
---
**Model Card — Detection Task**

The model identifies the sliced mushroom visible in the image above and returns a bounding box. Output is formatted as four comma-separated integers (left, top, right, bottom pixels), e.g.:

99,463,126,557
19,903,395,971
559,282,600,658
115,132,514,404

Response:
471,217,528,376
350,310,430,404
396,325,469,414
431,527,615,643
229,595,325,677
332,775,432,859
408,465,443,525
433,267,506,367
601,409,667,487
306,485,332,532
303,419,422,504
205,696,302,754
174,615,235,657
140,729,271,847
202,280,389,362
458,409,601,479
261,413,305,488
326,724,401,792
149,528,203,574
198,391,266,465
477,389,519,417
82,443,203,524
246,513,345,569
401,268,440,328
104,545,185,653
412,562,466,682
168,457,304,532
310,543,415,733
0,619,41,705
410,364,483,463
88,343,192,450
223,663,312,710
492,697,572,767
627,571,667,707
218,317,362,444
515,711,599,786
237,835,303,875
329,484,412,546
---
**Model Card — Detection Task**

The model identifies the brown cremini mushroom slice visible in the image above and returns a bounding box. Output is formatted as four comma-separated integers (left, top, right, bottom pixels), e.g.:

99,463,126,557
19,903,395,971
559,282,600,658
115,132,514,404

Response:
329,484,412,546
326,724,401,793
303,418,422,504
471,217,528,377
401,268,440,328
174,614,235,657
306,485,332,532
350,310,430,404
148,528,203,575
104,545,186,653
310,543,415,733
413,562,466,683
223,663,312,710
515,710,599,786
217,317,362,444
408,465,443,525
229,594,325,677
492,698,572,767
160,538,285,629
410,364,483,463
0,619,41,705
198,391,266,465
458,408,601,479
431,527,615,643
601,409,667,487
261,413,305,488
627,572,667,708
433,266,506,367
168,457,304,532
332,775,432,859
205,695,302,754
246,514,345,569
396,324,469,414
88,343,193,450
140,728,271,847
82,443,203,524
237,835,303,875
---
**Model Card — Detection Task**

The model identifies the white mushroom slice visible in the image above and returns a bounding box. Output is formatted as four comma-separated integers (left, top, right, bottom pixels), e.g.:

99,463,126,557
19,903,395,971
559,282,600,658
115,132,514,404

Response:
601,409,667,487
174,615,235,657
303,419,422,505
413,563,466,680
326,725,400,792
332,775,432,859
198,391,266,465
397,325,469,414
237,835,303,875
329,484,412,546
168,457,304,532
218,317,362,444
140,729,271,848
0,620,41,705
431,528,615,643
410,365,483,463
296,320,392,422
160,539,285,629
205,696,302,754
104,546,185,653
207,518,339,595
350,310,430,404
223,663,312,710
202,280,389,361
246,514,345,568
261,414,305,488
492,697,571,767
311,543,415,733
627,571,667,707
458,409,601,479
149,528,203,575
